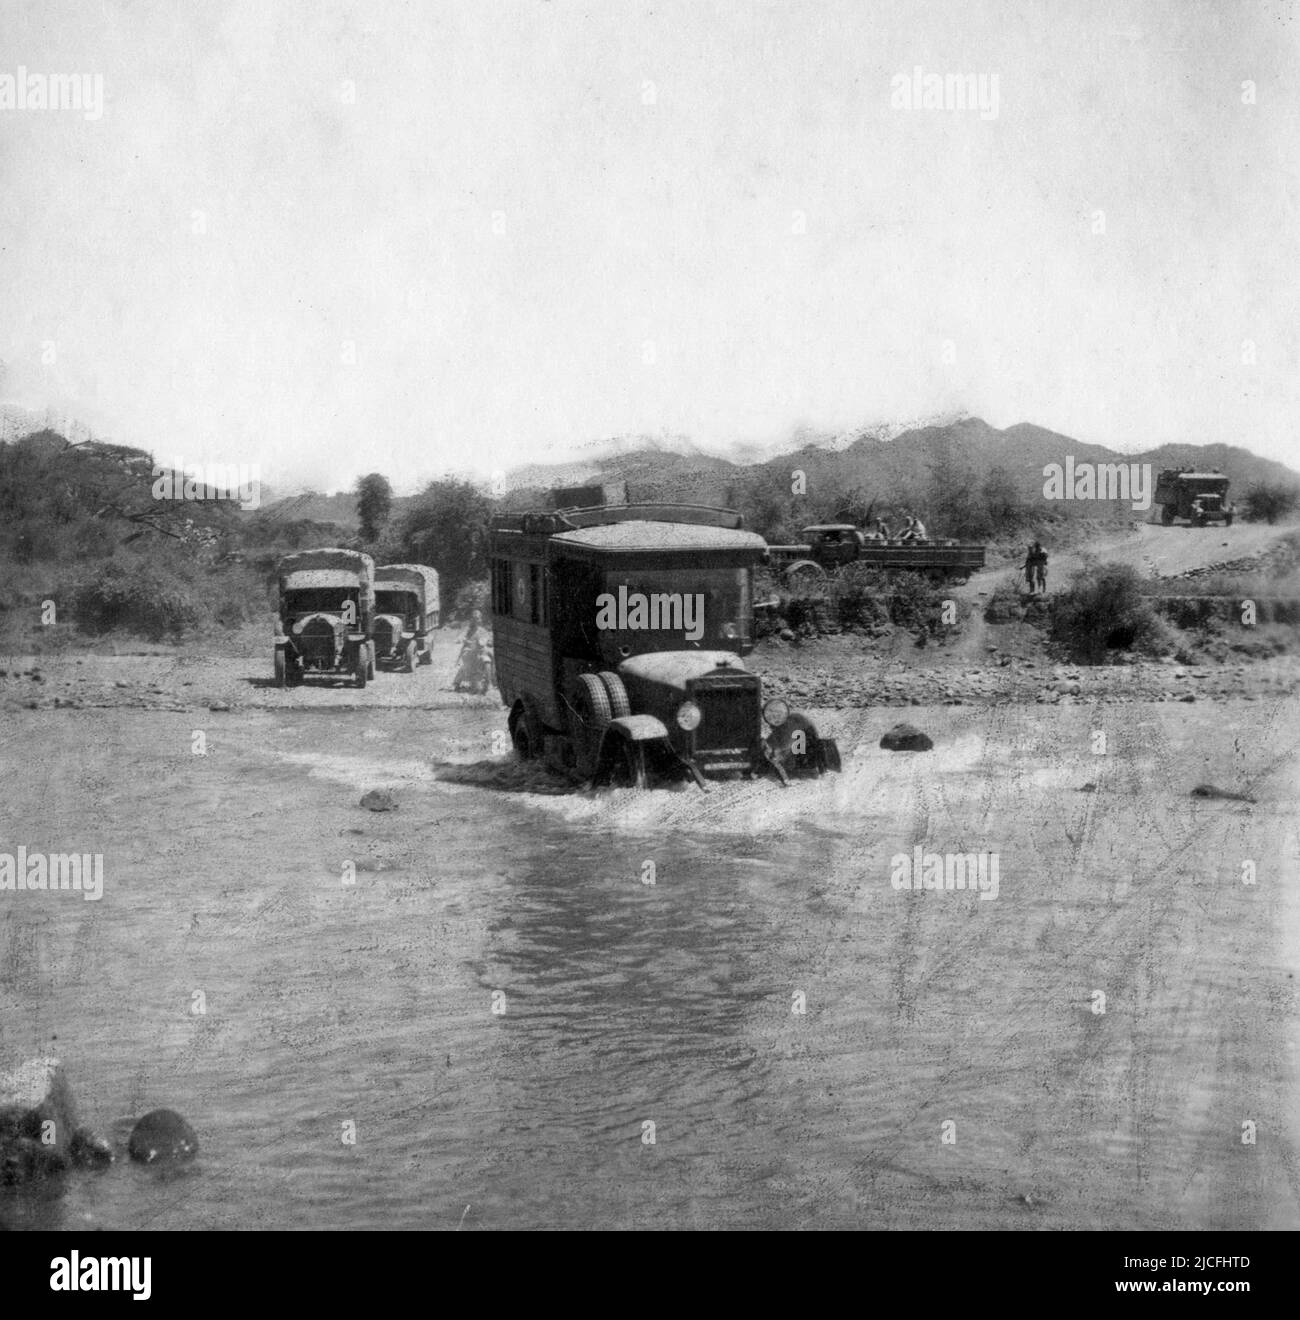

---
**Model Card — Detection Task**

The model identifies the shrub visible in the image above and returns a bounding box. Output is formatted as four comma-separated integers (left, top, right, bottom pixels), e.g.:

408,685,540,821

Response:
1049,563,1171,662
452,579,489,621
1241,482,1300,525
67,560,202,641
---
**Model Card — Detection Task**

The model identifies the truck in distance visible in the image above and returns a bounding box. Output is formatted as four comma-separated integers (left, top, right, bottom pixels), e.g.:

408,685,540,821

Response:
1153,469,1235,526
489,500,841,789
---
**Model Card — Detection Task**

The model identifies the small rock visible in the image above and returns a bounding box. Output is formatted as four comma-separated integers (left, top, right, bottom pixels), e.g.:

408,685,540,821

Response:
209,700,232,712
361,789,398,812
128,1109,199,1165
880,722,933,752
1190,783,1255,803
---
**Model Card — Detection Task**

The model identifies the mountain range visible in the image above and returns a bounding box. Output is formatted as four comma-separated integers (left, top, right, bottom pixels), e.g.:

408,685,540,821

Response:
3,403,1296,530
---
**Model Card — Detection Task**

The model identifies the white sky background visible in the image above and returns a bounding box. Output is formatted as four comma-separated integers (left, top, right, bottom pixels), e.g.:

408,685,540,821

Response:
1,0,1297,493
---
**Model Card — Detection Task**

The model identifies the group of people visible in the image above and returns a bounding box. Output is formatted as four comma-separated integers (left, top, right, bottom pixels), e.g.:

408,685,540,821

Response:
867,513,928,542
1023,541,1048,594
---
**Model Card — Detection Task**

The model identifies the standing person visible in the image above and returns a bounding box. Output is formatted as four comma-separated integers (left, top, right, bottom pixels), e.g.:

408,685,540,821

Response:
453,608,489,690
1024,541,1048,594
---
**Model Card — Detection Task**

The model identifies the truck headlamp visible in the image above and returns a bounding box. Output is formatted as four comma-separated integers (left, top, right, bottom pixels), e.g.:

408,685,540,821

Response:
676,701,702,731
762,698,789,728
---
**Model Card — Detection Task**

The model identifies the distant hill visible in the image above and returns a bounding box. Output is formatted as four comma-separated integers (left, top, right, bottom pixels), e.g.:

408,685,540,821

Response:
498,417,1300,515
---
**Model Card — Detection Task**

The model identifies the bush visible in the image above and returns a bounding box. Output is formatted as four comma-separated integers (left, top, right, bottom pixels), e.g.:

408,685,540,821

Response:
829,564,891,631
1049,563,1172,663
452,579,489,622
1241,482,1300,525
67,560,202,641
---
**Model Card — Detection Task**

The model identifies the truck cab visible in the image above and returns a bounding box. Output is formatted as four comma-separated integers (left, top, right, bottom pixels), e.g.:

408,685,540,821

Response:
490,502,839,788
804,524,866,568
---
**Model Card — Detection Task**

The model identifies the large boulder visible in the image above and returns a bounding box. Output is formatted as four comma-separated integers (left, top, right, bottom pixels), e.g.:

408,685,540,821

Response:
880,722,934,752
0,1057,104,1183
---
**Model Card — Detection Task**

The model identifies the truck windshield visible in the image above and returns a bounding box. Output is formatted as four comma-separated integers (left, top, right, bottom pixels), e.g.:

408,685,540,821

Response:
598,567,751,650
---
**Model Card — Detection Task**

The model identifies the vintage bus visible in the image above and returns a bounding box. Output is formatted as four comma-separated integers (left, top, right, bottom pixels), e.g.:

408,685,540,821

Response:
489,500,840,788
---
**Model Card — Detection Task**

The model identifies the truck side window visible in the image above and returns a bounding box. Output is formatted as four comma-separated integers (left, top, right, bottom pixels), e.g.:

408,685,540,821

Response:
492,559,510,616
530,564,545,625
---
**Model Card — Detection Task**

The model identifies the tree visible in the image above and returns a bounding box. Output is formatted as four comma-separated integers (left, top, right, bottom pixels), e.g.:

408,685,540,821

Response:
394,477,494,605
355,473,393,542
1241,482,1299,525
926,445,987,539
980,465,1024,528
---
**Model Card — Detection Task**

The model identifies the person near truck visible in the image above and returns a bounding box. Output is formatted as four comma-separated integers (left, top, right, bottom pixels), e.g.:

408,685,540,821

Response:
900,514,927,542
1023,541,1048,594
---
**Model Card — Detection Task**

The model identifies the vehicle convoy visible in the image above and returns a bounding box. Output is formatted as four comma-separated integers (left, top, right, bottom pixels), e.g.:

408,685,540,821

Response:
490,499,841,789
766,524,986,586
273,548,375,688
372,563,440,672
1153,469,1235,526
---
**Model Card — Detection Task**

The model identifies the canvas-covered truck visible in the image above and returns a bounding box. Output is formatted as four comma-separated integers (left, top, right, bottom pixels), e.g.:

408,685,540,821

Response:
1153,469,1235,526
766,524,986,587
490,501,841,789
372,563,440,672
273,548,375,688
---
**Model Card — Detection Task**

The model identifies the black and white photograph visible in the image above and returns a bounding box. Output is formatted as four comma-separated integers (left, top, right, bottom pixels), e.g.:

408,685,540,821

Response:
0,0,1296,1267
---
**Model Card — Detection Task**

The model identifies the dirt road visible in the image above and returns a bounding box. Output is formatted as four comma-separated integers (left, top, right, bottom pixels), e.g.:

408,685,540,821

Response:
1,661,1296,1229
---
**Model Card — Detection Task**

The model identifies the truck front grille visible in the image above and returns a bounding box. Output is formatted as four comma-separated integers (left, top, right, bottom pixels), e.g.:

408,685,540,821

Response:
692,676,760,752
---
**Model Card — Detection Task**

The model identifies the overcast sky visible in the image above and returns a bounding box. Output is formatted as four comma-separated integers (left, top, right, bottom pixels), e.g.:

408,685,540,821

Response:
1,0,1297,492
